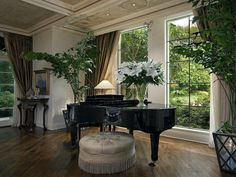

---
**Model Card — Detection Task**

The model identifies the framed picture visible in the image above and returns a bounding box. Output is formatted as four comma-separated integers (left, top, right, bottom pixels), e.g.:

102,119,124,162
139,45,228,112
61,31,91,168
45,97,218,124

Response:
33,70,50,95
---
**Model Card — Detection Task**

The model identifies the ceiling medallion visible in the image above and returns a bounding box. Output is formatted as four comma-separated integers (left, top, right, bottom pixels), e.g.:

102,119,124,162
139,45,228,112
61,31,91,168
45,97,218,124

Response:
120,0,148,11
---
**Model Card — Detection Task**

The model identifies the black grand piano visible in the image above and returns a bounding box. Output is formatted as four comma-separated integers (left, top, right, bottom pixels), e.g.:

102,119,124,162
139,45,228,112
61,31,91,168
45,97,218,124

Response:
68,95,176,166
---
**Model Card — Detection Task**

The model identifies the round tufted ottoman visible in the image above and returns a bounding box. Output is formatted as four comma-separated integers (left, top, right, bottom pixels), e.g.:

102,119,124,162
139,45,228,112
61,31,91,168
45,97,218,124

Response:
78,132,136,174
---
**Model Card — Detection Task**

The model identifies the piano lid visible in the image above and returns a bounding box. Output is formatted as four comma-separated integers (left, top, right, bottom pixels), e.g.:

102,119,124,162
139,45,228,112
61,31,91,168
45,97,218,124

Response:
105,103,175,110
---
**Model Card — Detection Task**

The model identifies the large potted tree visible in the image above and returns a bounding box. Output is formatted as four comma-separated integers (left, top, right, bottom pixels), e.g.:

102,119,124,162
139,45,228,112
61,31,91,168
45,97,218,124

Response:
174,0,236,173
25,33,96,145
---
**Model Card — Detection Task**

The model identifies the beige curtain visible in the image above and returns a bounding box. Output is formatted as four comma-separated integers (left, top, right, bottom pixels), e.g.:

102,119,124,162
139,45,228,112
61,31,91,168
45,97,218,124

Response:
3,32,33,126
209,75,230,147
86,31,120,96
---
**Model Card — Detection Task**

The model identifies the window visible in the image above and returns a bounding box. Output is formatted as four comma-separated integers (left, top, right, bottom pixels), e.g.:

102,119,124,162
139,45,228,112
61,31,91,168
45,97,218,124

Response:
166,16,210,130
0,36,14,119
119,27,148,99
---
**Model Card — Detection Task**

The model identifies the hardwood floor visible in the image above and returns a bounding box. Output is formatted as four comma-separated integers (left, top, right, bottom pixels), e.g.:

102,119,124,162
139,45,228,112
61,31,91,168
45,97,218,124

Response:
0,127,234,177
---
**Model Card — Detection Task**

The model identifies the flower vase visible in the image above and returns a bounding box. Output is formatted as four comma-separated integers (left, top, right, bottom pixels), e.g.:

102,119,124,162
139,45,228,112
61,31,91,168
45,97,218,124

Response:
135,84,148,107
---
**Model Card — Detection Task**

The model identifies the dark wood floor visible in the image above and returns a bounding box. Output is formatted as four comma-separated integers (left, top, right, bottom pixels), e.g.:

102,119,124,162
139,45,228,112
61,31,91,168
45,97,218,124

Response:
0,127,234,177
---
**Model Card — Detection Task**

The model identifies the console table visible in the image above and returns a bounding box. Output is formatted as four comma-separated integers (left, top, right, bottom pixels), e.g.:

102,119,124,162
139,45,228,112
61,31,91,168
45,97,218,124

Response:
17,98,49,131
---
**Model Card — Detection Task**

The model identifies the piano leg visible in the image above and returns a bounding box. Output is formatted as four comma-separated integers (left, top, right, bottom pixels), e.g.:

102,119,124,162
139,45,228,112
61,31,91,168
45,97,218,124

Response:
70,122,77,147
129,129,133,135
149,132,161,167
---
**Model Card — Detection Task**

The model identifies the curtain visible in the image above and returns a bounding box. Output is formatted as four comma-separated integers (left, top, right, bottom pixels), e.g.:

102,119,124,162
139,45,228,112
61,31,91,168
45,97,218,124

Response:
209,75,230,147
193,8,229,147
3,32,33,126
86,31,120,96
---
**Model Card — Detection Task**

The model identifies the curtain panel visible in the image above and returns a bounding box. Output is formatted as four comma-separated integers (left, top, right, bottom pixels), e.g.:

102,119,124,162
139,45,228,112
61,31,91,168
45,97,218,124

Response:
86,31,120,96
3,32,33,126
4,32,33,96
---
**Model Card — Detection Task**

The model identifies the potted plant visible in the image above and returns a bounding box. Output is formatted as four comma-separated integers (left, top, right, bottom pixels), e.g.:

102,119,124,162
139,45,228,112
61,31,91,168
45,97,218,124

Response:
25,33,96,145
25,32,96,103
117,60,164,107
174,0,236,173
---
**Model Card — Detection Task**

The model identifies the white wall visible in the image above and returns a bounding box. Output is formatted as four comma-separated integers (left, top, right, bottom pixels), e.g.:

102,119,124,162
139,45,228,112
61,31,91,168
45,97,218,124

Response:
33,27,83,130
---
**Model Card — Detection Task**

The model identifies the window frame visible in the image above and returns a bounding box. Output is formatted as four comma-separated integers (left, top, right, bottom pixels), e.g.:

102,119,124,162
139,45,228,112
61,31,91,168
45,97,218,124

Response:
165,14,210,130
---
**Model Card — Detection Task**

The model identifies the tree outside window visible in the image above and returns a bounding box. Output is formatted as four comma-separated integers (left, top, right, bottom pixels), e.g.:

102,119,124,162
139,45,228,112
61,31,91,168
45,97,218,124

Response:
120,27,148,99
167,16,210,130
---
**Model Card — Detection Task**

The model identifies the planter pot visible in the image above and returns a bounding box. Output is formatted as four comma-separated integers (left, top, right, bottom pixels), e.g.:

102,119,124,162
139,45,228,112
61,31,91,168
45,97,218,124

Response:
213,129,236,173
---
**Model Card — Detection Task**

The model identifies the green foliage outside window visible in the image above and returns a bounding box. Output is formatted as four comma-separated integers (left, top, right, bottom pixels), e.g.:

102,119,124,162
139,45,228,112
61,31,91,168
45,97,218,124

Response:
120,28,148,99
168,16,210,130
0,60,14,118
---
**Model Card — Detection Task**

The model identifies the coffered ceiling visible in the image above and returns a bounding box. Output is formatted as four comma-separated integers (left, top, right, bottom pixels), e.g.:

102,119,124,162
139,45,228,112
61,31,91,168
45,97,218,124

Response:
0,0,187,35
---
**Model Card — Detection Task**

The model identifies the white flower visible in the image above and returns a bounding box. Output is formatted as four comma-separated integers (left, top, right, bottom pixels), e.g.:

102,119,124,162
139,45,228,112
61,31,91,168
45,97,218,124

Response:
146,67,158,77
117,60,164,85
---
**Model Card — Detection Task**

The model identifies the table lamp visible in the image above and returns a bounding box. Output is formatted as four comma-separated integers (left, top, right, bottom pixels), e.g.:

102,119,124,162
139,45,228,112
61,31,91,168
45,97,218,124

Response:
95,80,114,95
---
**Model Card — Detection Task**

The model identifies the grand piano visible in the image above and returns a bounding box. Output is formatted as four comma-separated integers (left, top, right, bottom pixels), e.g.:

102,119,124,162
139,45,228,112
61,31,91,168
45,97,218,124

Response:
68,95,176,166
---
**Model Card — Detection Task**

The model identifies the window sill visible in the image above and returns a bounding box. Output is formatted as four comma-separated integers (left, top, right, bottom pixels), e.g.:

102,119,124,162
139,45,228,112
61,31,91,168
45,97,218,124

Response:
0,117,11,127
161,126,209,144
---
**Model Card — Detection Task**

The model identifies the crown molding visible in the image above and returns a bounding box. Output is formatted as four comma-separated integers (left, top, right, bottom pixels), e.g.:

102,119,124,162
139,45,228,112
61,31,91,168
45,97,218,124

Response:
0,24,30,36
21,0,73,15
54,26,85,35
62,25,88,34
27,14,65,33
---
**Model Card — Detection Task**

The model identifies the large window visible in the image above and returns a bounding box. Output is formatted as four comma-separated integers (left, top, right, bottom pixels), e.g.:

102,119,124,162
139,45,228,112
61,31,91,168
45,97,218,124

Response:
167,16,210,130
119,27,148,99
0,36,14,119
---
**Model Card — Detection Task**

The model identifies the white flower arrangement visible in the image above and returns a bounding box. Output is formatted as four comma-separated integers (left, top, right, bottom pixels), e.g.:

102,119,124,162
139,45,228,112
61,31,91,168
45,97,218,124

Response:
117,60,164,86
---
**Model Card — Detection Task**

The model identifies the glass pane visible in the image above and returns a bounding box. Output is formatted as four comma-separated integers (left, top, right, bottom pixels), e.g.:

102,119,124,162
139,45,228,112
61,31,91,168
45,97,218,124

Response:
190,106,210,129
0,60,14,118
168,16,189,41
190,21,199,36
0,108,13,118
0,73,14,84
169,83,189,106
0,60,12,72
169,61,189,83
190,62,210,84
121,28,148,62
0,90,14,108
190,90,210,107
0,85,14,93
175,105,190,128
168,40,189,62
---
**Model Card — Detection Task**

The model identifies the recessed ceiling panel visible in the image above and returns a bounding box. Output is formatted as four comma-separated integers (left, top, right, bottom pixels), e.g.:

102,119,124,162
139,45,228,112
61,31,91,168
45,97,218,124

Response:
71,0,173,29
0,0,57,29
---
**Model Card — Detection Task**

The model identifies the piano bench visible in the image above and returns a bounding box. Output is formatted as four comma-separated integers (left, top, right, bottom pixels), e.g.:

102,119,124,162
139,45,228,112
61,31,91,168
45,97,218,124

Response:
78,132,136,174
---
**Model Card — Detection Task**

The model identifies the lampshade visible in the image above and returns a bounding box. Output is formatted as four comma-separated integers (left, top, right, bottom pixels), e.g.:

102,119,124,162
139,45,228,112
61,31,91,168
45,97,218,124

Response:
95,80,114,90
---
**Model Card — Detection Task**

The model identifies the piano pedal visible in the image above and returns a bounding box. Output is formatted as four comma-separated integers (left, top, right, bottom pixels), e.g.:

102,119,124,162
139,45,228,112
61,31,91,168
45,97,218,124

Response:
148,161,156,167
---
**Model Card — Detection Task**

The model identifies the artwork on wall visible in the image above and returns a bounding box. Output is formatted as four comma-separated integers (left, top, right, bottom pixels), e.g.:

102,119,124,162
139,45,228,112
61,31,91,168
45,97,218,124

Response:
33,70,50,95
